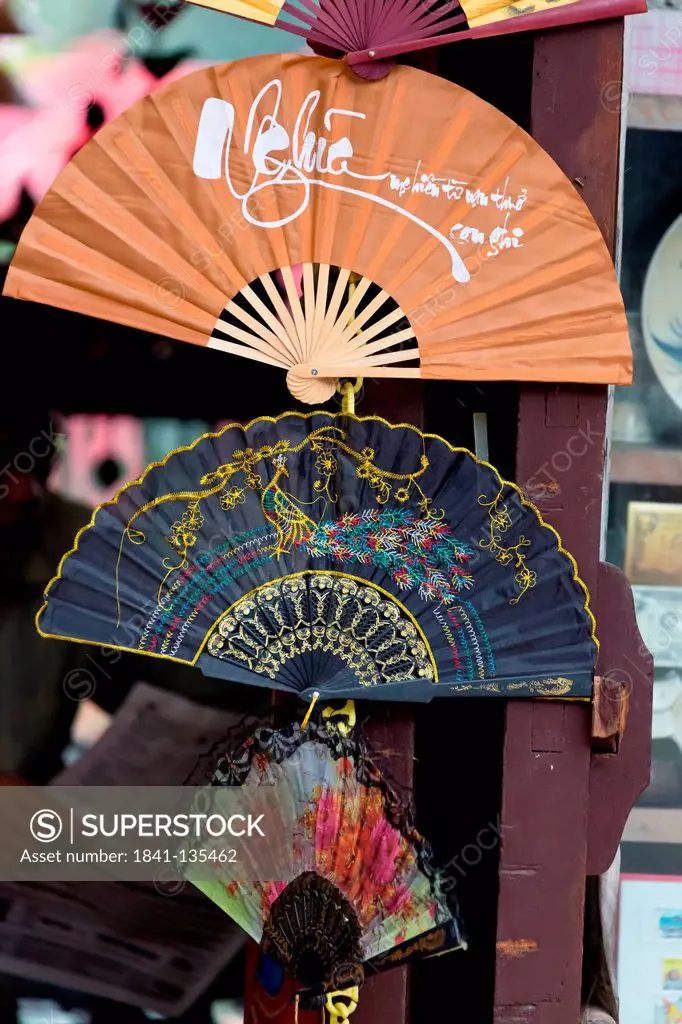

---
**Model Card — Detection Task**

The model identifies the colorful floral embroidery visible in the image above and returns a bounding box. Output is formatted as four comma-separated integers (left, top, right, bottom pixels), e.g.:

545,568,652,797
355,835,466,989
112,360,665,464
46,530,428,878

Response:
114,417,560,690
301,508,475,604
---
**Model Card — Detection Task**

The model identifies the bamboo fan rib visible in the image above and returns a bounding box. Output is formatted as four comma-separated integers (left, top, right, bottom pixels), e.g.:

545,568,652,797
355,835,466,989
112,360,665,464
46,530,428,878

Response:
211,264,419,403
186,0,469,79
183,0,641,72
4,55,632,396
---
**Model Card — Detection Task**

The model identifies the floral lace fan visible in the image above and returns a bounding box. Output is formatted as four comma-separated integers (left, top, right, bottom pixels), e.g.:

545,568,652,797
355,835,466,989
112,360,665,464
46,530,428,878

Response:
184,716,465,1018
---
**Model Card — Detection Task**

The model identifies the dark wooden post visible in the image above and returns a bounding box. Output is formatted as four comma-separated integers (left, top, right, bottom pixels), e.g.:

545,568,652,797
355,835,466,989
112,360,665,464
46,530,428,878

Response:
245,24,654,1024
494,21,652,1024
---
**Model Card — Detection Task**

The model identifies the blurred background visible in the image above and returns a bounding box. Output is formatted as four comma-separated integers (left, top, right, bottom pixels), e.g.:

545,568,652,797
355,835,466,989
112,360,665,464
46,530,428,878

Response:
0,3,304,1022
578,12,682,1024
3,2,682,1022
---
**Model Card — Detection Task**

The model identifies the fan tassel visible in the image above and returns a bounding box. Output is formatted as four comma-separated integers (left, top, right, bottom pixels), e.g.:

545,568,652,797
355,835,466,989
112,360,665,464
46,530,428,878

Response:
339,379,363,416
301,691,320,730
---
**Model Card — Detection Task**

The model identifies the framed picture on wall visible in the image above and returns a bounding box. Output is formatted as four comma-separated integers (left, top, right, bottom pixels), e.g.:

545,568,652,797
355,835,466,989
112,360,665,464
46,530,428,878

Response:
619,875,682,1024
625,503,682,587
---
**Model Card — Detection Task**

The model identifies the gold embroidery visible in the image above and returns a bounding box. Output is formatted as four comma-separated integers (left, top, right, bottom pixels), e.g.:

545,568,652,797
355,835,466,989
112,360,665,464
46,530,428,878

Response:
447,677,574,696
447,682,502,694
478,490,537,603
261,454,318,557
162,499,204,579
36,411,598,669
121,423,433,597
207,571,436,685
506,677,574,696
372,927,449,966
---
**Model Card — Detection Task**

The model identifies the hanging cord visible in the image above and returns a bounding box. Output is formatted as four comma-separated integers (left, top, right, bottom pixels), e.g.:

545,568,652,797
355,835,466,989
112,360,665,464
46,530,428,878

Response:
325,987,360,1024
322,700,356,737
338,378,363,415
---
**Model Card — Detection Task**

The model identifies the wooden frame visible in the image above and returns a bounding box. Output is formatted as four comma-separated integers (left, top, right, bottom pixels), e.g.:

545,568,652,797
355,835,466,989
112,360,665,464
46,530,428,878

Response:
245,21,653,1024
499,20,652,1024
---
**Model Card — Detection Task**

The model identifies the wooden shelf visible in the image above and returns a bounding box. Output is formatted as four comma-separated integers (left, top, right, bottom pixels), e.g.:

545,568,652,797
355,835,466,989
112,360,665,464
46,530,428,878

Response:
611,444,682,486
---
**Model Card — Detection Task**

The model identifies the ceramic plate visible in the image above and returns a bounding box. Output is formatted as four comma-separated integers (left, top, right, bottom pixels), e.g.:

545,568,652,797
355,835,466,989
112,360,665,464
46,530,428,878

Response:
643,213,682,412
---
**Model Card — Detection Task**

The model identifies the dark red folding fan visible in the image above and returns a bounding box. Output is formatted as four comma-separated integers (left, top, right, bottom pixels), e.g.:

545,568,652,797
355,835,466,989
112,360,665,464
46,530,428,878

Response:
186,0,646,78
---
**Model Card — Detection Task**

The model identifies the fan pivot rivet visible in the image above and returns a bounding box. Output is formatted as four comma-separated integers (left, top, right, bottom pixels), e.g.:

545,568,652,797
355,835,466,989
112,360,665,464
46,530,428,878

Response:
311,368,319,376
368,50,376,58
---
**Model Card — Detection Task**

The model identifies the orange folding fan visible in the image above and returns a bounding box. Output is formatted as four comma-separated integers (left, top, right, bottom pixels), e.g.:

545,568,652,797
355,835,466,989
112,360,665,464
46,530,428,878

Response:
184,0,646,79
4,54,631,402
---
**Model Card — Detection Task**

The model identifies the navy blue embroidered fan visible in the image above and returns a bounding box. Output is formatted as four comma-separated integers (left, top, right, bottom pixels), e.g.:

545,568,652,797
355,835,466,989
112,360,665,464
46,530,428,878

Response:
37,413,597,701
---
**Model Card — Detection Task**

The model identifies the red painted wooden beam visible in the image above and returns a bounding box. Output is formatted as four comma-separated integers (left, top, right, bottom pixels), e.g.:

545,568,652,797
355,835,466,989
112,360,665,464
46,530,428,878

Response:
494,19,628,1024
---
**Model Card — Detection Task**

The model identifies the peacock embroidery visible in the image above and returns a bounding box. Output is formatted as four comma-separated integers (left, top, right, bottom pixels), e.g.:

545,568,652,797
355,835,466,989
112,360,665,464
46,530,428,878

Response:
117,420,535,610
261,455,318,557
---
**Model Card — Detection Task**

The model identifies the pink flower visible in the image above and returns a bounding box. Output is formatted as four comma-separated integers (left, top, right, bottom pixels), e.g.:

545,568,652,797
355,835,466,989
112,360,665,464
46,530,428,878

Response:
0,105,34,221
263,881,287,907
0,106,33,144
315,791,342,852
384,884,412,915
368,819,402,885
0,103,87,221
0,31,206,222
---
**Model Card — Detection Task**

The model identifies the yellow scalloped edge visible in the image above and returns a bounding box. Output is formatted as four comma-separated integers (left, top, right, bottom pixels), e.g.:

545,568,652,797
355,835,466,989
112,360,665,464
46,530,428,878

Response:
36,411,598,666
